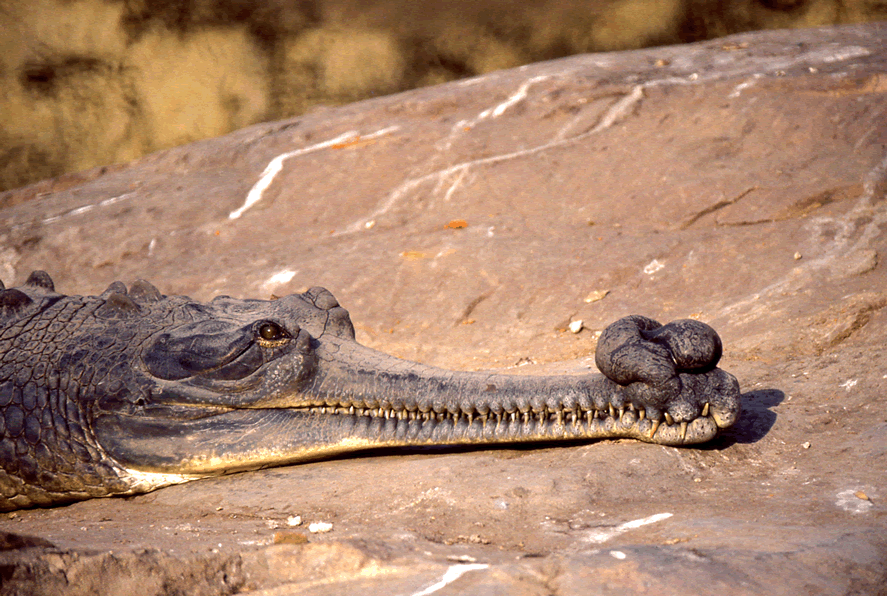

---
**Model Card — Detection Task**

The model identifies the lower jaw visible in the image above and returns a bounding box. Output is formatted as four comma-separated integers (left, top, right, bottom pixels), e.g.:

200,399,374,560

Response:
316,410,720,447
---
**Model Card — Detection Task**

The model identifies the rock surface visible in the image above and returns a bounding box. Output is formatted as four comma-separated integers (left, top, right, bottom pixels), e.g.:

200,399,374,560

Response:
1,23,886,595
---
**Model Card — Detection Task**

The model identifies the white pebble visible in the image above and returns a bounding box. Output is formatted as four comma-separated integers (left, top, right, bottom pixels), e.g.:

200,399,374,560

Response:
308,521,333,533
583,289,609,303
643,259,664,275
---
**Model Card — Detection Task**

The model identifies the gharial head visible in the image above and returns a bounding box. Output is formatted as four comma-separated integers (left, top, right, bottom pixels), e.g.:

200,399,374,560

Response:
1,270,357,406
1,272,370,507
0,271,740,511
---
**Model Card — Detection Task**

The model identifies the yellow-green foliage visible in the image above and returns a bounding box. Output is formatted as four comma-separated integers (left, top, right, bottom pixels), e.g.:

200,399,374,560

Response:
591,0,684,51
1,0,885,192
428,21,527,79
278,26,404,114
0,0,136,187
0,0,127,64
127,26,269,151
0,0,269,190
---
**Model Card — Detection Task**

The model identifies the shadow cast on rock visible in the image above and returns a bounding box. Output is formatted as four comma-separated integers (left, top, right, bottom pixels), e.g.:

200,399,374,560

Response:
329,441,576,462
708,389,783,449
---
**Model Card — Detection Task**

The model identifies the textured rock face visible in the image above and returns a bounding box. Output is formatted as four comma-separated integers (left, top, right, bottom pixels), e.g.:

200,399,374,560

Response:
1,23,886,595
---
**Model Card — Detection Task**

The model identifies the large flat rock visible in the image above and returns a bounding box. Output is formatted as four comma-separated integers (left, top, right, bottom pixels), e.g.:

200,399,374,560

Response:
1,23,886,595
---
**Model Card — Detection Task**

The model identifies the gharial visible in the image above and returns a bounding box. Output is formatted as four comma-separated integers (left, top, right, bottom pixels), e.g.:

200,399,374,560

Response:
0,271,741,511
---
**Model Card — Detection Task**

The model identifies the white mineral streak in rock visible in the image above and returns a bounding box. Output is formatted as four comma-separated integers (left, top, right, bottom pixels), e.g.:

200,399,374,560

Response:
336,79,645,236
485,75,547,119
411,564,490,596
40,192,137,226
820,46,871,63
229,126,399,220
729,74,763,98
583,512,673,544
589,85,644,134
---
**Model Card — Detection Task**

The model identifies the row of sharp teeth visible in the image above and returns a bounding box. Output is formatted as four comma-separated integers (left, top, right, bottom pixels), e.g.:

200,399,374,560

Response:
305,402,712,439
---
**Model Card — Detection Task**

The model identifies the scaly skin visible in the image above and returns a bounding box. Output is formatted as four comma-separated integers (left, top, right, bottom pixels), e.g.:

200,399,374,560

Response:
0,271,740,511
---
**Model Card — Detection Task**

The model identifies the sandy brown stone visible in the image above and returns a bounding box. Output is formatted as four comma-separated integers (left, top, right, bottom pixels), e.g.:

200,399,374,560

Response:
1,23,886,595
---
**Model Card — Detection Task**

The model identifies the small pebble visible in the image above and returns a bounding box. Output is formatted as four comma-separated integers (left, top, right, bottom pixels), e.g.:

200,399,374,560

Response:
287,516,302,527
583,289,609,303
802,442,811,449
308,521,333,533
794,252,802,260
643,259,665,275
569,320,584,334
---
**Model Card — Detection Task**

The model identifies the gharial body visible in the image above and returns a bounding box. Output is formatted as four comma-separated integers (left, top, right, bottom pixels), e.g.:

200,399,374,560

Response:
0,271,740,511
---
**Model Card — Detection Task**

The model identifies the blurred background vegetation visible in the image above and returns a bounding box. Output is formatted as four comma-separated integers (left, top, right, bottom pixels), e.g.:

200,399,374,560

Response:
1,0,885,192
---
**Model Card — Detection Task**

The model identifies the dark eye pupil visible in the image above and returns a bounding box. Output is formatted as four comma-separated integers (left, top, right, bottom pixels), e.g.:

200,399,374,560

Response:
259,322,284,341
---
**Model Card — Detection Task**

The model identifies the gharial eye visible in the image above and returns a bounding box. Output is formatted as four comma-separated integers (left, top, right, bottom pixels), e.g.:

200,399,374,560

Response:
257,321,288,342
